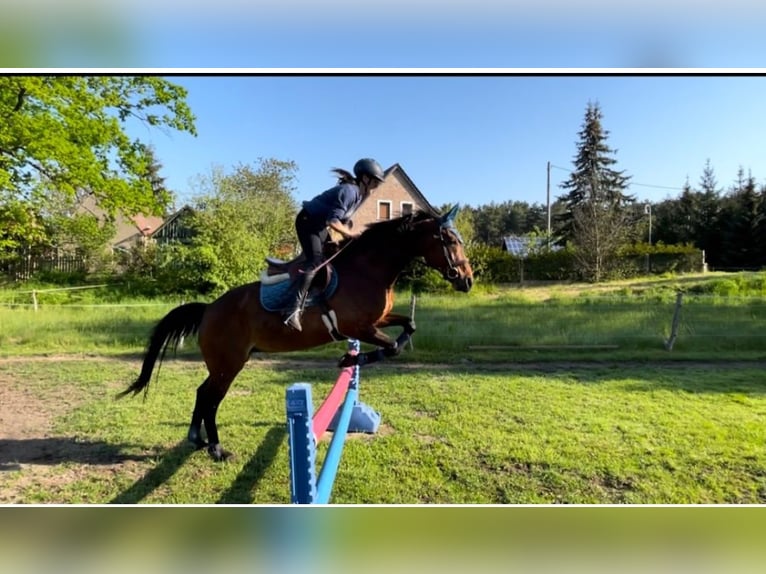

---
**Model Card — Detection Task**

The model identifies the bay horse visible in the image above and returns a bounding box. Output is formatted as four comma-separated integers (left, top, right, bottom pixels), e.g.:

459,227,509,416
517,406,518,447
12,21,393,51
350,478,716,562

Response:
117,206,473,461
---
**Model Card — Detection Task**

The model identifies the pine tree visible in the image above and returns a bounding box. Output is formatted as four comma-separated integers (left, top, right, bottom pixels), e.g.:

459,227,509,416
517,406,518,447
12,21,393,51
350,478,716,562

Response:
555,101,634,281
720,168,763,268
695,159,723,266
757,183,766,267
142,145,172,214
556,101,634,243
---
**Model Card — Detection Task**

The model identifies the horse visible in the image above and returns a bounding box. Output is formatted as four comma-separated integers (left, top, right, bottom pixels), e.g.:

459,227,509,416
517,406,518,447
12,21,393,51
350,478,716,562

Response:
117,205,473,461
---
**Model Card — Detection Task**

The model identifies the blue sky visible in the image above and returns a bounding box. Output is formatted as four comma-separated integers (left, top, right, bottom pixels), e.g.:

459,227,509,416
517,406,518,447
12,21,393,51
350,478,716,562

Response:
5,1,766,210
7,1,766,68
140,74,766,210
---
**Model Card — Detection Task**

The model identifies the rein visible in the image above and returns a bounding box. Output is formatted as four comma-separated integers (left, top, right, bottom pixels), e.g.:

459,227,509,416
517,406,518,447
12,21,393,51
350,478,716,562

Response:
309,237,355,274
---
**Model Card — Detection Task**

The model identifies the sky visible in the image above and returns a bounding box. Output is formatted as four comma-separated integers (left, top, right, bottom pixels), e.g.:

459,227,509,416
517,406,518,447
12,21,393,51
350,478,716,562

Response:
5,1,766,68
137,74,766,210
4,1,766,210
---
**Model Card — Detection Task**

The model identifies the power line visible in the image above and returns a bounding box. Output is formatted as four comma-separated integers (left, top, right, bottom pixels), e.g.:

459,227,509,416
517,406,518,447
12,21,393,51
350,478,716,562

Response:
549,164,685,192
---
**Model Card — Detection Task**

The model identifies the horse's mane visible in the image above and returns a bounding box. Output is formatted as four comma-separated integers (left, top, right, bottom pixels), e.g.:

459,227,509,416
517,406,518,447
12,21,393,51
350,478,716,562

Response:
338,210,437,255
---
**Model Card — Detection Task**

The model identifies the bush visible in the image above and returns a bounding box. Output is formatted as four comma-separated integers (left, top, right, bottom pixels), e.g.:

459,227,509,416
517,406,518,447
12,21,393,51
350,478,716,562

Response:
618,243,705,276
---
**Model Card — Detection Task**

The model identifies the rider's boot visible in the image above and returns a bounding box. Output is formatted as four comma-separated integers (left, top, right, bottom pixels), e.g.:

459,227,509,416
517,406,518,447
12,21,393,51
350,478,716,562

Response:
284,268,315,332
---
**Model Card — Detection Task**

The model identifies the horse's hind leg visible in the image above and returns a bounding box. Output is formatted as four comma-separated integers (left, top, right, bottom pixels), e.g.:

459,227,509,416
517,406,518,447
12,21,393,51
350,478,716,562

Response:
198,372,239,462
187,378,210,449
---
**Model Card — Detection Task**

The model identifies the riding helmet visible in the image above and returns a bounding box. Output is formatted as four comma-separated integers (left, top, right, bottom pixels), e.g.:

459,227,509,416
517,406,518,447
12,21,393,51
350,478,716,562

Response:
353,158,385,182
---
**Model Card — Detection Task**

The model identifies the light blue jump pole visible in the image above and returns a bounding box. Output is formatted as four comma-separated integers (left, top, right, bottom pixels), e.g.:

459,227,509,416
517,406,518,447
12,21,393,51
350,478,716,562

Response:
285,339,380,504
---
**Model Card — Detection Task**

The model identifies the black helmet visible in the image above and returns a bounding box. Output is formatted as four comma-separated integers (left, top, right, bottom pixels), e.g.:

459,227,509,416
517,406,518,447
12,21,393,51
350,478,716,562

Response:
353,158,385,183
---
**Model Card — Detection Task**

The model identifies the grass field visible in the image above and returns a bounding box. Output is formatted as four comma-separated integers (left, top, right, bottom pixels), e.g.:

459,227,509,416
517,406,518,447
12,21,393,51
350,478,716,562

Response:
1,272,765,504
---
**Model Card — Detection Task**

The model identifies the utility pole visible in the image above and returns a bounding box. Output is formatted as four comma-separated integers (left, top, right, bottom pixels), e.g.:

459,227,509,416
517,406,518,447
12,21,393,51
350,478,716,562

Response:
546,161,551,248
644,202,652,274
644,202,652,245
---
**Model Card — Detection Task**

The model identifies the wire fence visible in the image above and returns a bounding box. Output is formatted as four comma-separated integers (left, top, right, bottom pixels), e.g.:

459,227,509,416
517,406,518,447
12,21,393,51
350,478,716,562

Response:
402,293,766,357
1,286,764,358
0,283,181,310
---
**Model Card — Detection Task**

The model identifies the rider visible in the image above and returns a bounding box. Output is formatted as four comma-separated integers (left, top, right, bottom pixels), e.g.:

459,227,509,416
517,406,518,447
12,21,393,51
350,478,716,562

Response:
284,158,386,332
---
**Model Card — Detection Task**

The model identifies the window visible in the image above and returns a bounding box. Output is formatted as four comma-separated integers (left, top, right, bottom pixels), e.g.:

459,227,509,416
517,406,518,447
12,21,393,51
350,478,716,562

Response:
377,200,392,220
400,202,414,216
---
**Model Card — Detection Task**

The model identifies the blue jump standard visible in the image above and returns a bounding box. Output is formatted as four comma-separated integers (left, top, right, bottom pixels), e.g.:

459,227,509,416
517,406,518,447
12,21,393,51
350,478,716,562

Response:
285,339,381,504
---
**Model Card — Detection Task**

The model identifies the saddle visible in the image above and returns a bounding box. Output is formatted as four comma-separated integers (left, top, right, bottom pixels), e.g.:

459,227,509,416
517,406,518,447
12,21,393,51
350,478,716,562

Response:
263,252,308,282
259,256,339,318
262,241,341,285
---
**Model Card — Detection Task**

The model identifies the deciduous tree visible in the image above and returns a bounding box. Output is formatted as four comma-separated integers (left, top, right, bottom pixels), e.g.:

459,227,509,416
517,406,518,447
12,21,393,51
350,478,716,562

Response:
0,75,196,260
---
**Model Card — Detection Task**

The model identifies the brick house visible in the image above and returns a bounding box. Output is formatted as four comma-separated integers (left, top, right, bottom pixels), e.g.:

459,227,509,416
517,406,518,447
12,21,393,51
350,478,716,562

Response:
349,163,439,230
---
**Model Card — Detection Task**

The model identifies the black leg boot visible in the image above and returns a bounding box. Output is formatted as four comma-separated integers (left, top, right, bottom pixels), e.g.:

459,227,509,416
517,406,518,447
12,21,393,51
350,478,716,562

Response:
284,269,315,332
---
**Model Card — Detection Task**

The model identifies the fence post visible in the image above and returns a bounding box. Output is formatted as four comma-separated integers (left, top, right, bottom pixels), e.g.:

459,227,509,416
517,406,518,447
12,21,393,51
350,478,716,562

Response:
32,290,38,312
178,300,185,348
408,293,416,351
665,291,683,351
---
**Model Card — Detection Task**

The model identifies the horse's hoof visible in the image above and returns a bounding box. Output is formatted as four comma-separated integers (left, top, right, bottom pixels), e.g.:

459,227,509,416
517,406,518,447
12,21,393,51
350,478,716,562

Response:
208,444,234,462
338,353,358,368
188,432,207,450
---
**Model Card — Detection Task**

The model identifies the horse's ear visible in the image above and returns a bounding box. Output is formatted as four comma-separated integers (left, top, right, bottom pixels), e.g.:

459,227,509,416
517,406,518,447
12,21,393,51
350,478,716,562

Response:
440,204,460,226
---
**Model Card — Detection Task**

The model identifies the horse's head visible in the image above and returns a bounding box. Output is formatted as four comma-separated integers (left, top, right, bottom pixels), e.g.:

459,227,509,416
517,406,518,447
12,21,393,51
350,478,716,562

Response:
420,205,473,292
344,207,473,292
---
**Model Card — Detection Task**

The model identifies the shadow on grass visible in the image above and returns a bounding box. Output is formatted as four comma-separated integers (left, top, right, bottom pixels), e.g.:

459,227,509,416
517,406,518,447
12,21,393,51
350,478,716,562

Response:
107,425,287,504
110,441,194,504
217,425,286,504
0,437,153,472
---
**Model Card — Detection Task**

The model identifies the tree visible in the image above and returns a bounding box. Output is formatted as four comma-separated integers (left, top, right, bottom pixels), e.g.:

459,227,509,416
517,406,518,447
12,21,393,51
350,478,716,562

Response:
695,159,723,264
570,199,634,282
142,145,171,212
719,168,763,269
556,102,634,238
185,159,299,291
469,200,548,247
0,199,47,262
1,76,196,217
556,101,635,281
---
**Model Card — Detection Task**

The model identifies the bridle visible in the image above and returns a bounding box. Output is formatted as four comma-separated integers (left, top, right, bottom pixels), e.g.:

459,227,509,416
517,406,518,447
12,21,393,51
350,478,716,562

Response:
438,224,469,280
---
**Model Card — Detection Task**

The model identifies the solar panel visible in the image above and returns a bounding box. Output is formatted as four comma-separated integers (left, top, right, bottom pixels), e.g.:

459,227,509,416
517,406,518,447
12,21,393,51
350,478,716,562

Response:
502,235,561,257
503,235,530,257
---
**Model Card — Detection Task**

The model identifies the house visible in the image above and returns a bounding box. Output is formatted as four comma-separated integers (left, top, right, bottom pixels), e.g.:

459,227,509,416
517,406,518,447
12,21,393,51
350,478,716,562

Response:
150,206,195,245
75,194,164,252
349,163,439,230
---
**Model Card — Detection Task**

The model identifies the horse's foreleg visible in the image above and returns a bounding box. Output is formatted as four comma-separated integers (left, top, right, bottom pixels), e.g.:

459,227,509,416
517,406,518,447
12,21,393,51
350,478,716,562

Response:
339,315,416,367
374,312,416,357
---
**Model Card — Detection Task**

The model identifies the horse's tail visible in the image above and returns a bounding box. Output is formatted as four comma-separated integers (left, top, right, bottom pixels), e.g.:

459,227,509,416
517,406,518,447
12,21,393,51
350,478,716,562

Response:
117,302,208,399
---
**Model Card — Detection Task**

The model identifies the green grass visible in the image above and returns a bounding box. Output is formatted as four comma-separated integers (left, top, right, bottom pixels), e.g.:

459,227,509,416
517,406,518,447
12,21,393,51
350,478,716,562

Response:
2,358,765,504
1,271,765,362
1,272,765,504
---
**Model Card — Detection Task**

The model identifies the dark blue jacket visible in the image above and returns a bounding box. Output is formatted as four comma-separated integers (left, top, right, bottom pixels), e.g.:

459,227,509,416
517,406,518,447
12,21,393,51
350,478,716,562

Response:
302,183,361,225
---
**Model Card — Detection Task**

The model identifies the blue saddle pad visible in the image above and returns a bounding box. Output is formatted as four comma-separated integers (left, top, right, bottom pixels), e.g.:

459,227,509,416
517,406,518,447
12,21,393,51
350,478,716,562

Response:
260,268,339,312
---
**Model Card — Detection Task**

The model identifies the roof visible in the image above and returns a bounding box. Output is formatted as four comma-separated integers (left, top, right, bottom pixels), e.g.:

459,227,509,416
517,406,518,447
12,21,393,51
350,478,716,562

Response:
131,213,164,236
384,163,440,215
149,205,194,238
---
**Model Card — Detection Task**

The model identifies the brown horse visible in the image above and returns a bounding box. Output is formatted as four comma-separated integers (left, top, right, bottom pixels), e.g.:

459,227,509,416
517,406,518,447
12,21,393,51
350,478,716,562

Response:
117,206,473,461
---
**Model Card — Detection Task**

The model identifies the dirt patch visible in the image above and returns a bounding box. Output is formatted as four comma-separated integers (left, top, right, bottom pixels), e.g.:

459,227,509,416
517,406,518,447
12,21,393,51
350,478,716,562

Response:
0,371,83,466
0,370,144,503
